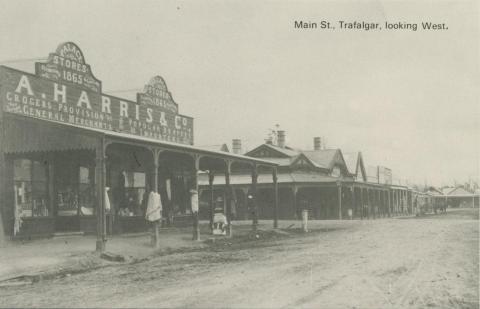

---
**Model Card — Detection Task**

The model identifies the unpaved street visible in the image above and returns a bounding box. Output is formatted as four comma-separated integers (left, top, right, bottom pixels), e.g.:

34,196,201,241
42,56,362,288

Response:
1,208,478,309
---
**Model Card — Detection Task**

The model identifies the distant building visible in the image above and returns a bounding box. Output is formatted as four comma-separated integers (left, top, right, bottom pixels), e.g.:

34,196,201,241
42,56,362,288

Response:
199,134,411,220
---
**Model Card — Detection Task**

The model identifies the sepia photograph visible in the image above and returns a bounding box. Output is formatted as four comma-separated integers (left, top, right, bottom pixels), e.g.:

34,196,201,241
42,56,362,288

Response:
0,1,478,308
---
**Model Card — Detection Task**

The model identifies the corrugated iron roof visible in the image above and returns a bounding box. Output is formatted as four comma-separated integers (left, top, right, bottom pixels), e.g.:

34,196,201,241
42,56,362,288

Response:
343,152,358,174
257,157,295,166
256,143,300,157
198,171,339,185
448,187,474,196
302,149,337,169
197,144,230,152
7,114,277,166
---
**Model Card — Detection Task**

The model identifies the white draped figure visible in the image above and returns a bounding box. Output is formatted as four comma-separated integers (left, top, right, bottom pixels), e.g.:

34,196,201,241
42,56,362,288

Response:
145,191,162,222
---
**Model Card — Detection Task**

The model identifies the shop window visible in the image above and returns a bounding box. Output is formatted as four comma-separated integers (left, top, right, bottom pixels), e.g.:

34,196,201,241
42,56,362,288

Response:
56,164,95,216
14,159,49,217
118,171,146,217
79,166,95,215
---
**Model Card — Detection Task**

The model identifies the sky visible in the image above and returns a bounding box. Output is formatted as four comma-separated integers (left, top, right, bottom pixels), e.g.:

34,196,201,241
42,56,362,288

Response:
0,0,478,187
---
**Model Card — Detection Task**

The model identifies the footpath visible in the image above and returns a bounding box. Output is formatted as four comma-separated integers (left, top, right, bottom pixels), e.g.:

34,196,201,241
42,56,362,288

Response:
0,218,395,286
0,225,211,285
0,220,293,286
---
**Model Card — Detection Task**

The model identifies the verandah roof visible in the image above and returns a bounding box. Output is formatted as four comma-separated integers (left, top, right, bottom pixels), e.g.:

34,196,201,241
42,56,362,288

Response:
3,114,277,167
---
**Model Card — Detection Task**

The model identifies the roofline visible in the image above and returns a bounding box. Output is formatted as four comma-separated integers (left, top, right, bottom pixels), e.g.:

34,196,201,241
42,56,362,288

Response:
246,143,296,158
6,114,278,167
105,131,277,166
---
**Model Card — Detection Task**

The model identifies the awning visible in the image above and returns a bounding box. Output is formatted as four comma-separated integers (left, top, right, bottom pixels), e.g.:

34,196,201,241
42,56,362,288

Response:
4,113,277,167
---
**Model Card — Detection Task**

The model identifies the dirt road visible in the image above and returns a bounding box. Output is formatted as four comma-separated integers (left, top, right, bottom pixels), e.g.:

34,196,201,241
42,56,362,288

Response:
1,208,478,308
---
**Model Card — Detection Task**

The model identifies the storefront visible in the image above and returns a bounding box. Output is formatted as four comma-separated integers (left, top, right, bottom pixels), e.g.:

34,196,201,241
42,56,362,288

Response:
199,136,408,220
0,42,278,247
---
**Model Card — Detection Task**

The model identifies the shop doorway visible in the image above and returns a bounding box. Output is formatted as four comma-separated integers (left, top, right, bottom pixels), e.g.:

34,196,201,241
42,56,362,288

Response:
53,151,95,232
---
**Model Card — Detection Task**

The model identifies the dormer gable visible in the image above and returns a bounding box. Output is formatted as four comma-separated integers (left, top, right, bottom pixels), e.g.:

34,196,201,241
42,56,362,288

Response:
291,153,317,170
246,143,298,159
356,152,368,182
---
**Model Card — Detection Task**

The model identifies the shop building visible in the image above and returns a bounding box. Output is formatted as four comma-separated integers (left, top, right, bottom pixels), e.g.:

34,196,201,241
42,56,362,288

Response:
0,42,278,247
199,134,406,220
441,187,479,208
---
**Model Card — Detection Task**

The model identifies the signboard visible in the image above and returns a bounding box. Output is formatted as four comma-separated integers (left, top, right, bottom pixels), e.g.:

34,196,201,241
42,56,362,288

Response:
35,42,102,93
137,76,178,114
0,67,194,145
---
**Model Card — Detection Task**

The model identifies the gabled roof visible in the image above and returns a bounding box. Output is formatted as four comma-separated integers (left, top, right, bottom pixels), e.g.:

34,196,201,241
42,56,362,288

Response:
247,144,348,173
246,143,299,158
356,153,368,182
343,152,357,175
302,149,338,169
426,187,443,195
441,187,455,195
343,152,368,181
448,187,473,196
291,153,319,169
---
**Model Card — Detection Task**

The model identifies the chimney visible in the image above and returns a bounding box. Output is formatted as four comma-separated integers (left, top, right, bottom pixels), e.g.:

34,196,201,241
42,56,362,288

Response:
265,137,273,145
277,130,285,148
313,137,321,151
232,139,242,154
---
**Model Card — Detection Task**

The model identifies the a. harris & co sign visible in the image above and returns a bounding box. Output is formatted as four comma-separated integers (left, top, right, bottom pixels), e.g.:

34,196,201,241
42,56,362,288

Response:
0,42,194,145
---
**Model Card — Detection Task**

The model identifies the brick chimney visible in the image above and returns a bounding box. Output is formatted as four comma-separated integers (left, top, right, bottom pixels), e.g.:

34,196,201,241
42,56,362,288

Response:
232,139,242,154
277,130,286,148
314,137,321,151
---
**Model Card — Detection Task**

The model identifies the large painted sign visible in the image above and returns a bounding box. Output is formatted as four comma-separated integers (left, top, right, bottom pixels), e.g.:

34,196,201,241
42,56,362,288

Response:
137,76,178,114
0,66,194,145
35,42,102,93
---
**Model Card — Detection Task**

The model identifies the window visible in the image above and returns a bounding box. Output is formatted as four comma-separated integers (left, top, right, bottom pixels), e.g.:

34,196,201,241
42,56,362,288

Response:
56,164,95,216
78,166,95,215
331,166,342,178
14,159,49,217
118,171,146,217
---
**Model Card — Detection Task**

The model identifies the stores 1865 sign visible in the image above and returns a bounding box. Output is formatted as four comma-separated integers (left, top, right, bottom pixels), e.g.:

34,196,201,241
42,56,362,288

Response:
1,43,194,145
35,42,102,93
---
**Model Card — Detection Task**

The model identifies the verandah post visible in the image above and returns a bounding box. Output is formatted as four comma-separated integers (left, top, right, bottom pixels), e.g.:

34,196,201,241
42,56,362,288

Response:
225,160,232,237
251,164,258,231
192,155,200,241
95,135,107,252
151,148,161,248
208,171,215,230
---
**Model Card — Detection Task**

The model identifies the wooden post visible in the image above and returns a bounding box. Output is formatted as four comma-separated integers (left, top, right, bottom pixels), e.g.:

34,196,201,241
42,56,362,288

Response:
292,186,298,220
208,171,215,230
151,148,161,248
95,136,107,252
337,182,342,220
392,190,395,215
225,160,232,237
395,190,400,215
376,190,379,219
272,167,278,228
360,188,364,219
0,110,5,245
192,155,200,241
351,186,356,219
251,164,258,231
384,190,387,217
